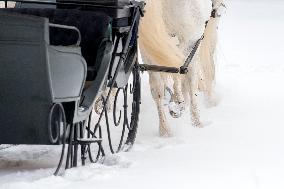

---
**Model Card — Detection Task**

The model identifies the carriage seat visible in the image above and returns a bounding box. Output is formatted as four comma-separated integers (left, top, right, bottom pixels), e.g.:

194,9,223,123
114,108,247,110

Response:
0,12,86,144
0,8,113,81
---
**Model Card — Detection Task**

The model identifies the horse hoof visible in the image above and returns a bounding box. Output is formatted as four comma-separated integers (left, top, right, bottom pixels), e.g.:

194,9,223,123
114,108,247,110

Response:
193,121,204,128
168,101,185,118
94,97,111,115
160,132,173,138
159,127,173,137
169,110,181,118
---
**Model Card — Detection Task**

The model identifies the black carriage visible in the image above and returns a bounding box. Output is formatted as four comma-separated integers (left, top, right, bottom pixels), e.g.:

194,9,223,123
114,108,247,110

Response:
0,0,145,174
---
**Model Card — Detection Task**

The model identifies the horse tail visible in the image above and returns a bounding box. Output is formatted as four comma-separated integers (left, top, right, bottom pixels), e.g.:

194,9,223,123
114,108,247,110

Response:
197,16,220,95
139,0,185,67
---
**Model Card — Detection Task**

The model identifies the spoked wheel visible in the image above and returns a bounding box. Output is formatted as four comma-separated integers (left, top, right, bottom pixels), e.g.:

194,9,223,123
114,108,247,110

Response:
96,62,141,154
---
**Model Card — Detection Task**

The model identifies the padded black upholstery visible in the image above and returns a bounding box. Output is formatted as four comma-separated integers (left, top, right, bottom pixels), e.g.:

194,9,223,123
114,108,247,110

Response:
0,12,86,144
0,8,112,80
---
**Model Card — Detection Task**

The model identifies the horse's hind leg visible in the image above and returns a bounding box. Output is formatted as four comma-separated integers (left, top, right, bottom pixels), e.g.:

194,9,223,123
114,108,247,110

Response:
188,68,203,128
149,72,172,137
94,88,117,114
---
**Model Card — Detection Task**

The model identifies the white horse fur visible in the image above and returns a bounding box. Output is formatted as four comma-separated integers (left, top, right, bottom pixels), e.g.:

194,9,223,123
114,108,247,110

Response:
139,0,224,136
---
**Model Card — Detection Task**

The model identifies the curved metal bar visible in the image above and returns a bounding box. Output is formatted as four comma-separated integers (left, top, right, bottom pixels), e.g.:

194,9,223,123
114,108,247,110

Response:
54,103,67,176
48,104,62,144
113,88,123,127
86,112,95,163
98,125,105,157
102,96,115,154
123,85,131,131
65,123,74,169
103,88,128,153
129,83,134,94
87,111,104,163
116,87,128,151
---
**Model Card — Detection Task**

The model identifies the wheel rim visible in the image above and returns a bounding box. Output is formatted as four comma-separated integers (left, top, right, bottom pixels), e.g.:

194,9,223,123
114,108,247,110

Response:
48,103,64,144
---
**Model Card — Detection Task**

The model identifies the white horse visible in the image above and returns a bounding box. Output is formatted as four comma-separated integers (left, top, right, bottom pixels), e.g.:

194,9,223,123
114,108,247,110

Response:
139,0,225,136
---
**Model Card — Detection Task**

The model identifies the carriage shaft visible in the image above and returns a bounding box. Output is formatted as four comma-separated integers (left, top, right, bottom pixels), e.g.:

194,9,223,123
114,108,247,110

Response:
139,64,182,74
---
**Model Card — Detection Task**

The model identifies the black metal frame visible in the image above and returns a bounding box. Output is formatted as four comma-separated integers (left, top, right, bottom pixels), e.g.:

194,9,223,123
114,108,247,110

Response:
0,0,145,175
60,0,144,174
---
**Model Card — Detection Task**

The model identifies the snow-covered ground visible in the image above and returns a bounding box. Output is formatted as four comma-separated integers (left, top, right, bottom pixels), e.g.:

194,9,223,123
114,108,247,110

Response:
1,0,284,188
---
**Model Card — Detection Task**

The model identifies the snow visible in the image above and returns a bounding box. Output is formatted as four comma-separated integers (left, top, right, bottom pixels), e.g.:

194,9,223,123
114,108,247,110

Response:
1,0,284,188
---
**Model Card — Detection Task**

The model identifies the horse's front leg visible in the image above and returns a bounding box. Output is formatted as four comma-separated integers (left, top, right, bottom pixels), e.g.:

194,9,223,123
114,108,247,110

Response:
168,74,186,118
149,72,172,137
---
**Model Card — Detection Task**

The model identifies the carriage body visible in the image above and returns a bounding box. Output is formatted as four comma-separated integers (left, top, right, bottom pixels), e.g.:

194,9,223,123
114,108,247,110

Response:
0,0,144,153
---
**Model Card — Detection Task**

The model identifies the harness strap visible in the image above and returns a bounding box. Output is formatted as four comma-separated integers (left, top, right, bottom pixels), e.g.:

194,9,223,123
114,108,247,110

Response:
180,35,204,74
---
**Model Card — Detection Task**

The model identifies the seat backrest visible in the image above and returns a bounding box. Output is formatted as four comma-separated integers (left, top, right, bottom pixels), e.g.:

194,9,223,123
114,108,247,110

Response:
0,12,54,144
0,8,113,69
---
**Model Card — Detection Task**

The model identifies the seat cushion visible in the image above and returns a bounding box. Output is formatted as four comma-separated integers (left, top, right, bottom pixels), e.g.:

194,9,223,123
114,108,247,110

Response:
0,8,112,73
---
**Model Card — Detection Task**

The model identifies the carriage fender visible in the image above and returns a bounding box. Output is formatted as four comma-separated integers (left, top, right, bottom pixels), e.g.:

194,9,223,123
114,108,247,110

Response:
48,45,87,101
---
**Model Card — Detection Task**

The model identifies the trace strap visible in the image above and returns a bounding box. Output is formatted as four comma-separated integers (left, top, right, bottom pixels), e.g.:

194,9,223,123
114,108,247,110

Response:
179,34,204,74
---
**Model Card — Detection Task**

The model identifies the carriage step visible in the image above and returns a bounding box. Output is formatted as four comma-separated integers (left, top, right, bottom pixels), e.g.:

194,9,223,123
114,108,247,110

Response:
75,138,102,145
